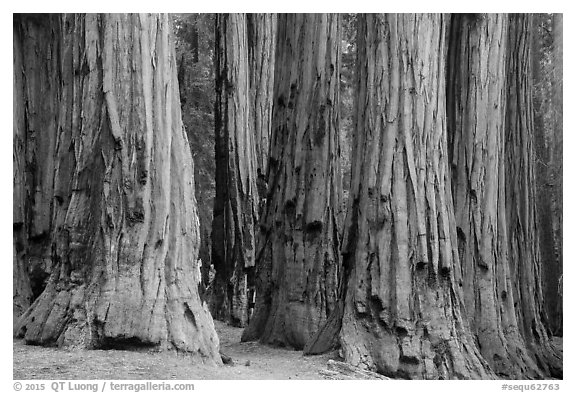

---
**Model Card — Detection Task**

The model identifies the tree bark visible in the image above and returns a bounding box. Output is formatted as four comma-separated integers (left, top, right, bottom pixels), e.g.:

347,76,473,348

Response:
531,14,563,338
13,21,33,321
211,13,259,327
549,13,563,336
504,14,561,377
336,14,491,379
13,14,221,363
247,13,276,174
241,13,342,349
191,22,200,63
13,15,61,306
531,14,557,338
446,13,544,378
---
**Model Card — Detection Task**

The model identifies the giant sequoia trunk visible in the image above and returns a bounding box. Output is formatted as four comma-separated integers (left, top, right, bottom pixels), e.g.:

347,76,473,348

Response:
504,14,561,377
241,13,342,349
211,13,259,327
247,13,276,173
531,14,558,338
537,13,562,336
550,13,563,336
13,15,61,309
446,14,543,378
13,23,32,320
335,14,491,379
13,14,221,362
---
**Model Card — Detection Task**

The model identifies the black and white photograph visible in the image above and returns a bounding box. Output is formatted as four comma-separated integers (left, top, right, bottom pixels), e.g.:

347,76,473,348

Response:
10,5,566,386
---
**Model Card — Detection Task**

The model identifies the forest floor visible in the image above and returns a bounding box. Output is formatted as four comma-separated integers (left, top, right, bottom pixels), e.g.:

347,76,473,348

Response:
13,322,564,380
13,321,342,380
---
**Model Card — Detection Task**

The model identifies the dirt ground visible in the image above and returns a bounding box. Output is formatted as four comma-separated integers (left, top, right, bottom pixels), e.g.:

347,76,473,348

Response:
13,321,339,380
13,322,563,380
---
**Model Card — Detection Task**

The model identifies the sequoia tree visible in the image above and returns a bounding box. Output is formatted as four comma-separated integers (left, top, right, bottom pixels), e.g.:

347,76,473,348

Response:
247,13,276,173
533,13,563,336
13,14,221,362
531,14,557,337
13,23,32,321
241,13,342,349
446,13,543,378
549,13,562,334
211,13,259,327
503,14,561,377
332,14,492,379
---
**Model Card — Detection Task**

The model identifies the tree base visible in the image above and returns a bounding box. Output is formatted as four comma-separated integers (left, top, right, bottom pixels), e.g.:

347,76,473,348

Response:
14,280,222,365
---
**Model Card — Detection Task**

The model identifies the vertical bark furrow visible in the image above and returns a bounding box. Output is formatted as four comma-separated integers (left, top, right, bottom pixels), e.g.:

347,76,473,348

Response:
247,13,276,174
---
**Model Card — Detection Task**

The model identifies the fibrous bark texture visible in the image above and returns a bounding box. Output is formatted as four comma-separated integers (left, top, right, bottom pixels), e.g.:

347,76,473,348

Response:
337,14,492,379
247,13,276,173
13,22,33,321
13,14,221,363
504,14,561,378
535,13,562,336
242,13,342,349
531,14,555,338
211,13,259,327
549,13,562,335
447,13,543,378
13,15,60,308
